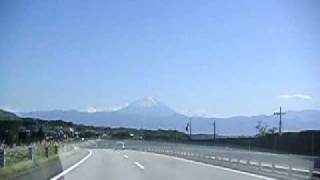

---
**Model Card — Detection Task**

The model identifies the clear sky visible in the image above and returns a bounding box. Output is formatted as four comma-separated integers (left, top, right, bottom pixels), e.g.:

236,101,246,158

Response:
1,0,319,117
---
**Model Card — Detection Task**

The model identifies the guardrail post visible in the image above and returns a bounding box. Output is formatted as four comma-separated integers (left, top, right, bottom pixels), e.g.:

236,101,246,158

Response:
54,145,58,154
272,163,275,173
45,147,50,158
58,145,61,154
313,158,320,180
258,161,261,171
0,148,5,168
28,146,36,161
288,165,292,178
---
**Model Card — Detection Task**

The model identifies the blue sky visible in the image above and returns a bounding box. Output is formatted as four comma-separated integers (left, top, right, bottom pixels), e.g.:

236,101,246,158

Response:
1,0,319,117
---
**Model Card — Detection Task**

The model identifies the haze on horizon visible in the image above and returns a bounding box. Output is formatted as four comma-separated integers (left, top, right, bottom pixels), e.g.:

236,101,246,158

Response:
1,0,320,117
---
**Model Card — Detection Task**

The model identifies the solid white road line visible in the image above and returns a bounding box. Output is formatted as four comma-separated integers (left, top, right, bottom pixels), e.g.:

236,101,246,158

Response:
50,150,93,180
136,151,277,180
123,154,129,159
134,161,145,169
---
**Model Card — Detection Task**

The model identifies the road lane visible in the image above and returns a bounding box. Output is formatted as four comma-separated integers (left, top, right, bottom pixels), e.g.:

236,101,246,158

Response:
62,149,275,180
123,150,275,180
63,149,143,180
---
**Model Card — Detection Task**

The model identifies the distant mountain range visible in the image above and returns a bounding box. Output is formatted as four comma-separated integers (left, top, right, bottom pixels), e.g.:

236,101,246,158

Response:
19,97,320,136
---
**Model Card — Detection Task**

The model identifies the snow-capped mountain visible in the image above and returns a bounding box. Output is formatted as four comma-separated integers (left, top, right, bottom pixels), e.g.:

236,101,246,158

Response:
119,96,176,117
20,97,185,130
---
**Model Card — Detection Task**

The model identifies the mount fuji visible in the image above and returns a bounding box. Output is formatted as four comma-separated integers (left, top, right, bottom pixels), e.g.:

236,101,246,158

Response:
21,97,187,130
119,96,176,117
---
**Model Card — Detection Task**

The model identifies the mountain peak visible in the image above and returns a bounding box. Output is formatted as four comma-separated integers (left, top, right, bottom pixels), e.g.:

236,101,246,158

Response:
130,96,160,108
120,96,176,117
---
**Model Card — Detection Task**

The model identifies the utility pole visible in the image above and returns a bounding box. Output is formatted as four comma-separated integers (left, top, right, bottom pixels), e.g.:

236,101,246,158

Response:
311,132,315,156
174,128,177,142
189,118,192,137
274,106,286,134
213,120,216,142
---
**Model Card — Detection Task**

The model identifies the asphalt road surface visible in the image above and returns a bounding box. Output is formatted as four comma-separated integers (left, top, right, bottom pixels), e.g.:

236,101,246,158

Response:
60,149,275,180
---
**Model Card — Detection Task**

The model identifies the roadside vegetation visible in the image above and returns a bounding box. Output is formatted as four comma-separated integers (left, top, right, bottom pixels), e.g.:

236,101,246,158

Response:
0,142,79,179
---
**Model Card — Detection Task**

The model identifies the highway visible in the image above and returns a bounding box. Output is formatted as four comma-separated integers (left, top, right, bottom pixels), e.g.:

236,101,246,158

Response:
59,149,275,180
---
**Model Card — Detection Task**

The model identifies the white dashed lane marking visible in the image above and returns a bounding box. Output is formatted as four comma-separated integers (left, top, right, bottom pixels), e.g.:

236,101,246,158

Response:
134,161,145,169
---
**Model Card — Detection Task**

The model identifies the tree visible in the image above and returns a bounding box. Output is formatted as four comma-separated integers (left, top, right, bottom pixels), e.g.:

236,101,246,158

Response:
0,120,21,146
256,121,268,137
268,127,278,135
37,127,45,142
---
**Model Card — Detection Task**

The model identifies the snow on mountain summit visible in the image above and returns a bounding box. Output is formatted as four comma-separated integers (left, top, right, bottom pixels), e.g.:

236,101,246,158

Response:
120,96,177,117
130,96,161,108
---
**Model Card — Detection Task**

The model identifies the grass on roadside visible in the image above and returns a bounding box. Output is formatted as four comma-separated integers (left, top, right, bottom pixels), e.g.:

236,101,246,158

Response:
0,148,79,179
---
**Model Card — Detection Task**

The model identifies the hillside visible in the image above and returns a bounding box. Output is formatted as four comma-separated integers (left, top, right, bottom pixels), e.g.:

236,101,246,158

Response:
0,109,19,120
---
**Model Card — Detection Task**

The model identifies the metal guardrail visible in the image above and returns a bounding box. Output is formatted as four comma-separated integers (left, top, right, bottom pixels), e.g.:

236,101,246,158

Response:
141,147,319,180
